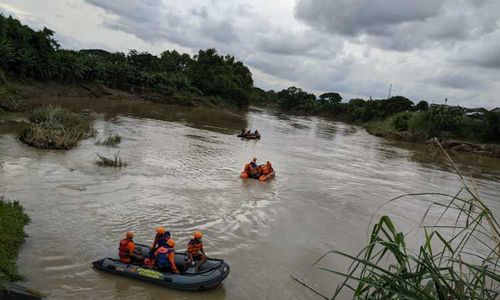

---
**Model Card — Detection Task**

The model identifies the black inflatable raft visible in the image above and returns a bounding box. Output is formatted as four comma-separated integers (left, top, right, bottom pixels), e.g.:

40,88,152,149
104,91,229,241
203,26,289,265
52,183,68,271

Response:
237,133,261,139
92,244,230,291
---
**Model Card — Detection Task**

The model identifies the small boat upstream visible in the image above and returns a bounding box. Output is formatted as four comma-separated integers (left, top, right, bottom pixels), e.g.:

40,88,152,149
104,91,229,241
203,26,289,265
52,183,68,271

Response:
237,129,261,140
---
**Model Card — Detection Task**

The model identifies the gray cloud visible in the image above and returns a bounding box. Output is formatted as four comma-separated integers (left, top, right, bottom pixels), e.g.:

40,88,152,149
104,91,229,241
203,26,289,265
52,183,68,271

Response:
295,0,500,52
9,0,499,107
431,74,484,90
458,30,500,69
295,0,443,37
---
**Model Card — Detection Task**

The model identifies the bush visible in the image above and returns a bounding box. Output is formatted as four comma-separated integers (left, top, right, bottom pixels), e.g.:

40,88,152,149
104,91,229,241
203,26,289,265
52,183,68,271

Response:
19,106,93,149
391,111,413,131
0,197,30,281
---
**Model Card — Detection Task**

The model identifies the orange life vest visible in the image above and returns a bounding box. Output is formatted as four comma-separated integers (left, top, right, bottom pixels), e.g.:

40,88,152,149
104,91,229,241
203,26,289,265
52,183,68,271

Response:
187,239,203,255
261,165,270,174
118,239,132,262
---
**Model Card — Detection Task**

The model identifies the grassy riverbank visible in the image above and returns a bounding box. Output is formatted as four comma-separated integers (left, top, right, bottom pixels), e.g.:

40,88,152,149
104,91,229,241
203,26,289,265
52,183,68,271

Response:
0,197,30,282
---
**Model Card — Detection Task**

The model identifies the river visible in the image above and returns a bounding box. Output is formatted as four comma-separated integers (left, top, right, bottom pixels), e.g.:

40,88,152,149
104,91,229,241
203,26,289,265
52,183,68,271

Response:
1,98,500,299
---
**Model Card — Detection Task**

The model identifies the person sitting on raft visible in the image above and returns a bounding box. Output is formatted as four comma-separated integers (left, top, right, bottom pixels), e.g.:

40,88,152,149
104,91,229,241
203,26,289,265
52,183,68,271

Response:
118,231,144,264
240,128,247,136
187,231,208,272
260,161,273,175
246,130,252,135
150,226,171,257
153,238,179,273
254,130,260,138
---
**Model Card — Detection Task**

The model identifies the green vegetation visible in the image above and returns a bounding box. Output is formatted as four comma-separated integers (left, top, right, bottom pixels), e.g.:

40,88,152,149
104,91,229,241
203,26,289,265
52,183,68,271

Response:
19,105,93,149
294,144,500,299
96,152,126,168
0,14,253,108
0,197,30,281
96,134,121,147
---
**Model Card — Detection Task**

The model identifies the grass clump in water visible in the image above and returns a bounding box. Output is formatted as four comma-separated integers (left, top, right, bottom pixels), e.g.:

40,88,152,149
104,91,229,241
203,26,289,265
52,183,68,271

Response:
0,197,31,281
294,141,500,299
96,152,126,168
19,105,93,150
95,134,121,147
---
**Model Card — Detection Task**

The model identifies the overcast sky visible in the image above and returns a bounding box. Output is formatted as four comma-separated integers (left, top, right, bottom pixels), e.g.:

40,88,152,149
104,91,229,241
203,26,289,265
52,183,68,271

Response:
1,0,500,108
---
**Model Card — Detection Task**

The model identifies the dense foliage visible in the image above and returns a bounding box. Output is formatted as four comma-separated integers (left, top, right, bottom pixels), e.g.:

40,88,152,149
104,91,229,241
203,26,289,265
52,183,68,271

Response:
0,14,253,107
0,197,30,281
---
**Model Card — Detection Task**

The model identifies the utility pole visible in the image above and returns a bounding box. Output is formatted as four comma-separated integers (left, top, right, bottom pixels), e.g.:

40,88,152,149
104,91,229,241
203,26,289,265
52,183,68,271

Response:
387,84,392,99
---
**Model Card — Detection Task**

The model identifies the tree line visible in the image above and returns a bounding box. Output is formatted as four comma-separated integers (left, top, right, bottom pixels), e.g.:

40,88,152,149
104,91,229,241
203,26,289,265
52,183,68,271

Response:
250,86,500,143
0,14,253,107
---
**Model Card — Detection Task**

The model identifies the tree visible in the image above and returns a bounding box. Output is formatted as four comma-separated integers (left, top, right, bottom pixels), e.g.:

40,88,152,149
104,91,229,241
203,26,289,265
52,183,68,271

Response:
319,92,342,103
277,86,316,111
416,100,429,111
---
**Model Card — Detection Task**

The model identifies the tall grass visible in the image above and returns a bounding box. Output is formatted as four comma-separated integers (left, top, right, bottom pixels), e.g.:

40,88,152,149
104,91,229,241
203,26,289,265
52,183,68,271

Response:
19,105,93,150
293,140,500,299
96,152,126,168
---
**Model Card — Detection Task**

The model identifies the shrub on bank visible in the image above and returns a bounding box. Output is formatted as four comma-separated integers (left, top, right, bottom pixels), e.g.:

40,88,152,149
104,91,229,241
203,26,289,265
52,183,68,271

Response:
0,197,30,281
19,106,93,150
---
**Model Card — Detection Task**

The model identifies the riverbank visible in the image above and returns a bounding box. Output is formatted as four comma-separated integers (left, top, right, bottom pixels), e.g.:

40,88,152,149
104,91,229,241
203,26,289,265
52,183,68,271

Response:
2,79,241,110
0,196,30,282
251,100,500,158
364,117,500,158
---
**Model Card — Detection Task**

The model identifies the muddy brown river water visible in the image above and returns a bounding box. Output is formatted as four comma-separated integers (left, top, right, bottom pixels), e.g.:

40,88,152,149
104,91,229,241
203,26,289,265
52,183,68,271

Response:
1,98,500,299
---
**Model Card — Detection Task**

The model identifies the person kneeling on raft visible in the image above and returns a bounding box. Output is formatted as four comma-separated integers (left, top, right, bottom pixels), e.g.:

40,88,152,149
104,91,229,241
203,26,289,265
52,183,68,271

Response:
152,238,179,273
150,226,171,257
187,231,208,272
118,231,144,264
248,157,261,179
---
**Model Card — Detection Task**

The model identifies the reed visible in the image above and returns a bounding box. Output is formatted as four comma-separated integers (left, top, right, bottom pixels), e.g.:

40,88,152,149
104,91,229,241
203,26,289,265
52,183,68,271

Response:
294,139,500,299
95,134,121,147
96,152,126,168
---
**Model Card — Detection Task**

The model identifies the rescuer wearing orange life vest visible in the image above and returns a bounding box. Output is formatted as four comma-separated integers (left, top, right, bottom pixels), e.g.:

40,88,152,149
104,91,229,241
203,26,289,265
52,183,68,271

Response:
153,238,179,273
261,161,273,174
150,226,171,257
187,231,207,272
118,231,144,264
